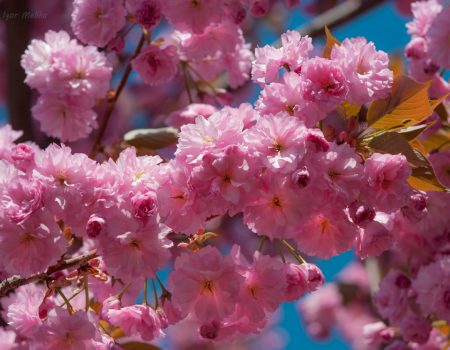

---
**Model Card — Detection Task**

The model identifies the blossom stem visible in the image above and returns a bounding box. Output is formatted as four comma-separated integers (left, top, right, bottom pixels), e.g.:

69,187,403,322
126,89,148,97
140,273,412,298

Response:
155,274,170,295
84,275,89,312
143,278,149,306
151,278,159,309
57,288,74,315
89,31,148,157
281,240,306,264
275,240,286,263
59,287,85,308
257,236,266,252
117,282,132,300
181,61,194,104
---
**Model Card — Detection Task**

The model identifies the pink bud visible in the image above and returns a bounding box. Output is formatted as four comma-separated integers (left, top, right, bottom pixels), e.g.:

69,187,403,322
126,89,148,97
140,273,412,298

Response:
132,192,158,222
292,167,310,188
405,37,427,60
349,201,375,227
86,215,105,238
200,321,220,340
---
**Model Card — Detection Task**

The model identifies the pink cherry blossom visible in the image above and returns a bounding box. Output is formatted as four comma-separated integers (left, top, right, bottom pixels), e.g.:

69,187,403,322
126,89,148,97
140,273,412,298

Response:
21,30,78,91
426,6,450,69
190,145,251,215
293,205,358,259
0,211,66,276
331,37,393,104
252,45,284,85
126,0,162,30
2,284,44,337
22,30,112,101
32,94,98,142
429,151,450,188
412,257,450,323
10,143,36,173
285,263,324,301
176,110,244,164
162,0,224,34
131,44,179,86
1,175,43,223
107,304,167,341
355,220,393,259
300,57,348,117
406,0,442,37
363,153,412,213
0,124,22,160
244,114,307,173
243,174,308,240
399,313,431,344
374,270,412,324
236,252,287,322
156,161,208,234
169,246,244,323
252,31,312,84
297,284,341,339
405,36,428,60
100,209,172,279
0,329,16,350
166,103,218,128
34,308,97,350
279,31,313,74
71,0,126,47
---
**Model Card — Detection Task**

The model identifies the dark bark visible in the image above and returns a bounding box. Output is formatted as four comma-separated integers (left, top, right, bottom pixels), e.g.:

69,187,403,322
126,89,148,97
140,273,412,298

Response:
4,0,33,141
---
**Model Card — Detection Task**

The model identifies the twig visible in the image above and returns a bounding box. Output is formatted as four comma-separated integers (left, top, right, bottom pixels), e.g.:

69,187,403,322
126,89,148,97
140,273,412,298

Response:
89,32,147,157
295,0,386,39
281,240,306,264
0,251,97,297
271,0,386,46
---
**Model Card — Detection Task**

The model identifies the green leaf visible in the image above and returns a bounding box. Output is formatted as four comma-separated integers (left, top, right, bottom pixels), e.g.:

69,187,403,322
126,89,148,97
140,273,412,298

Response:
368,131,429,168
367,75,433,129
322,26,340,59
120,342,161,350
124,127,179,149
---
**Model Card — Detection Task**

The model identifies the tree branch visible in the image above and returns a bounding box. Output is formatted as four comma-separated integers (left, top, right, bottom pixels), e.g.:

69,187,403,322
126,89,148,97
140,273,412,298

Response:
277,0,386,42
89,32,147,158
0,251,97,297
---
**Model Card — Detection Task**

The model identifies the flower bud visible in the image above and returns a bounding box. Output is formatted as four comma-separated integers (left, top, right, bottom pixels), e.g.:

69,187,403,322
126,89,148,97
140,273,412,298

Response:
86,215,105,238
292,167,310,188
405,37,427,60
349,201,375,227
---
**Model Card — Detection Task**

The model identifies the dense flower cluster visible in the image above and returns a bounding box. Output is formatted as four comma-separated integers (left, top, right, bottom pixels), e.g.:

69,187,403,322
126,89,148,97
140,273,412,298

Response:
0,0,449,349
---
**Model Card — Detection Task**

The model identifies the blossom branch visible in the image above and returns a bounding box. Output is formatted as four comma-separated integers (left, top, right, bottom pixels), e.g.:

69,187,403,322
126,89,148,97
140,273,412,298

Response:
283,0,386,40
0,251,98,297
89,32,147,157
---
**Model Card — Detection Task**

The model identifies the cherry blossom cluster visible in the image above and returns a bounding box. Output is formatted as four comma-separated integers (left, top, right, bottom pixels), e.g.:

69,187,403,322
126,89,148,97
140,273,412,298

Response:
21,30,112,142
299,257,450,350
404,0,450,100
22,0,310,143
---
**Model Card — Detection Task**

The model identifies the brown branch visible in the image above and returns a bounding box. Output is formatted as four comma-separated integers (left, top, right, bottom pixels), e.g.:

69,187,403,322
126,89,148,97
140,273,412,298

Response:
89,32,147,158
0,251,97,297
276,0,387,42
